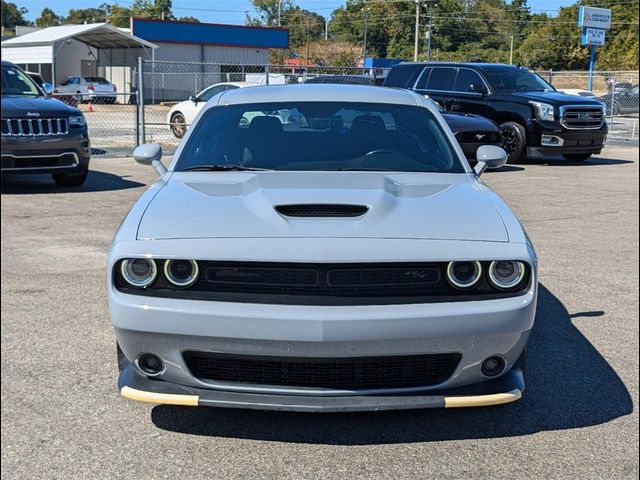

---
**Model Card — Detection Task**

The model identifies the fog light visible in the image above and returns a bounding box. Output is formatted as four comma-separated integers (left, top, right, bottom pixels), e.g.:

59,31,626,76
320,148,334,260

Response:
481,356,505,377
541,135,564,147
138,353,164,375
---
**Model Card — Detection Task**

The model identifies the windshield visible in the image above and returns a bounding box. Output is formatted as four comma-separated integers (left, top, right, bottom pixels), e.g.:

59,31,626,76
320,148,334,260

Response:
176,102,463,173
486,69,555,94
1,65,42,97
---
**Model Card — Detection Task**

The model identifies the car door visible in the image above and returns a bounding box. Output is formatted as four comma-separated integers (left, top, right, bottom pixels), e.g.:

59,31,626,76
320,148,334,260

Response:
422,67,457,107
443,68,489,116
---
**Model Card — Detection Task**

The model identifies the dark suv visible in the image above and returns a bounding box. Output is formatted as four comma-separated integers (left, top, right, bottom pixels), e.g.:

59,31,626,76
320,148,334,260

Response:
1,60,91,186
384,62,608,163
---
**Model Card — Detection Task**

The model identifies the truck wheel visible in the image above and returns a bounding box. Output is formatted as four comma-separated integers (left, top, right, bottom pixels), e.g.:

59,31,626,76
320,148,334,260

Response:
52,166,89,187
562,153,592,162
500,121,527,163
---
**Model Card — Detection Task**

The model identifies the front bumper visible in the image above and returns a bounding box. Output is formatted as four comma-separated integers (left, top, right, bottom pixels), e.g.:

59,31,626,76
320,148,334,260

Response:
112,283,536,410
1,127,90,174
118,357,525,412
528,120,607,156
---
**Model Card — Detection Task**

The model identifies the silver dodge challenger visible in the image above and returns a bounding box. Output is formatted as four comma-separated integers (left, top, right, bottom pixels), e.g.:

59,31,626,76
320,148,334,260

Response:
109,84,538,412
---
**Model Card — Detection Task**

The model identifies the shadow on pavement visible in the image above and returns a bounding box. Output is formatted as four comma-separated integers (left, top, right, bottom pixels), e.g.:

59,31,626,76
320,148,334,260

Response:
151,284,633,444
1,170,145,194
524,156,634,166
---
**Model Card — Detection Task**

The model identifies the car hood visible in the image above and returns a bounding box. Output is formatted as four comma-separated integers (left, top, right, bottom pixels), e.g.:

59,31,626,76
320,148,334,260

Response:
137,172,509,242
0,95,79,117
441,112,498,134
508,91,604,106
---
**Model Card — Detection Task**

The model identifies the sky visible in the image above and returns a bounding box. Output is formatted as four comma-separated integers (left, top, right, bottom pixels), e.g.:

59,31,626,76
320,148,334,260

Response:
21,0,579,23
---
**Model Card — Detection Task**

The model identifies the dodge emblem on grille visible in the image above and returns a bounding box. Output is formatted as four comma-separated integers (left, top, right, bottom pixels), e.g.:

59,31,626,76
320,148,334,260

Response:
26,112,40,117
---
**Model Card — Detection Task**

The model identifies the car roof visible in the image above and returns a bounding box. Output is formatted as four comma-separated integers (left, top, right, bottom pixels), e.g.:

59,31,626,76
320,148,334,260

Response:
395,61,523,71
215,84,421,106
1,60,16,67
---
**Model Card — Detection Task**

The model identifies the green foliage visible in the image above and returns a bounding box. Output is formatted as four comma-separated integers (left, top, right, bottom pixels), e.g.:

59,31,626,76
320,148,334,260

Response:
1,0,30,28
35,8,63,27
249,0,326,47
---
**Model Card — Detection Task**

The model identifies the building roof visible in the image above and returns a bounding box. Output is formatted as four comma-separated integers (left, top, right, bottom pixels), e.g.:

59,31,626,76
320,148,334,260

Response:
1,23,157,49
131,18,289,50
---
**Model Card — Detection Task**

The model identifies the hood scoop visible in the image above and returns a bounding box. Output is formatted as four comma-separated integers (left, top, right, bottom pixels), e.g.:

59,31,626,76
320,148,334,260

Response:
275,204,369,218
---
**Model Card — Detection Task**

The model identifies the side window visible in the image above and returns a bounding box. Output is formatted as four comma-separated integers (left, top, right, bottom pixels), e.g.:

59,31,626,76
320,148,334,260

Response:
414,68,432,90
383,65,423,88
200,86,224,101
454,69,484,93
426,67,457,91
70,77,80,85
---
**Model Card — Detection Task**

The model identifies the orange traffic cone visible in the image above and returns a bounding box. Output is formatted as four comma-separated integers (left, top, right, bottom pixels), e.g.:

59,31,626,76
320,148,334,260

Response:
87,99,93,113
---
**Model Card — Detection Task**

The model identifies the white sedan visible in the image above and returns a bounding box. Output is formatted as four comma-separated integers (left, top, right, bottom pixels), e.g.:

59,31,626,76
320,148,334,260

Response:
167,82,246,138
110,84,538,412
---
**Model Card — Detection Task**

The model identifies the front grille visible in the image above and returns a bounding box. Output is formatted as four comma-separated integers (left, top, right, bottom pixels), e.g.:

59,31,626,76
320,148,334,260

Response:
275,204,369,217
1,153,78,170
560,106,604,130
114,260,532,305
184,352,462,389
201,262,443,296
1,117,68,136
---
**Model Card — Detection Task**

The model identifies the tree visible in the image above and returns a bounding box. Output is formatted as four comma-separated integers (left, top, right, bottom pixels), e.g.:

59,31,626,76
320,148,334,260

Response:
1,0,30,28
247,0,294,26
66,6,109,24
35,8,63,27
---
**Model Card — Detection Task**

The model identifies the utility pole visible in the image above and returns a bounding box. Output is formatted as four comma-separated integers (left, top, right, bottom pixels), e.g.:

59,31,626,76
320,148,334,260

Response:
509,34,514,64
426,14,433,60
277,0,281,26
414,0,421,62
325,18,328,41
306,17,311,66
363,7,369,59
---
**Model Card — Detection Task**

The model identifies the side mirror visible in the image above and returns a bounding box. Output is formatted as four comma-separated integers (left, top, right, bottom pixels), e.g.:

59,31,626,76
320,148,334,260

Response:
474,145,507,176
43,83,53,95
469,83,488,95
133,143,167,176
189,95,198,103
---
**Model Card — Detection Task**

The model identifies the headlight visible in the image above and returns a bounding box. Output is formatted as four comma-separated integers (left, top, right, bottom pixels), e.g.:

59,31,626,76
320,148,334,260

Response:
446,261,482,289
68,115,86,127
164,259,199,287
488,261,526,290
529,101,555,121
120,258,157,288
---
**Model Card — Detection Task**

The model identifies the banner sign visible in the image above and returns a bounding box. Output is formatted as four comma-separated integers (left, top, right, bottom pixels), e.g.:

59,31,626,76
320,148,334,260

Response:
581,28,606,46
578,6,612,30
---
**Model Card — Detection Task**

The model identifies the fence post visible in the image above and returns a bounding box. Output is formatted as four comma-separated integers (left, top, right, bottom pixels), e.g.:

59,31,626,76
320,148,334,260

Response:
137,57,145,145
134,73,139,148
265,63,270,85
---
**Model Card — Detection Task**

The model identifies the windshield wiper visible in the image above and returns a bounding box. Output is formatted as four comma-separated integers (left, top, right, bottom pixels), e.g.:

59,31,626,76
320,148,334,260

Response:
181,164,272,172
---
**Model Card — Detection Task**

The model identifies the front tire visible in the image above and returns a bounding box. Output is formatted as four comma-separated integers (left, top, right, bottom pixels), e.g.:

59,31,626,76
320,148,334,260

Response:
562,153,592,162
52,166,89,187
500,121,527,163
170,112,187,138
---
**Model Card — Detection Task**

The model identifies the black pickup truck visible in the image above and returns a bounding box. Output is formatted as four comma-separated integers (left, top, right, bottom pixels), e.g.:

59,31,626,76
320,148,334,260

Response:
384,62,608,163
1,60,91,186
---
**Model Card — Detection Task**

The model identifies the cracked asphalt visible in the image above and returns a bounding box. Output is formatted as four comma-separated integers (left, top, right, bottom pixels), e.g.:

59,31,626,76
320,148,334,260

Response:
1,147,638,479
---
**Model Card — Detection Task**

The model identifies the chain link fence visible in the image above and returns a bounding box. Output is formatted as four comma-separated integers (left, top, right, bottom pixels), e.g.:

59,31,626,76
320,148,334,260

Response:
538,70,639,146
75,60,637,157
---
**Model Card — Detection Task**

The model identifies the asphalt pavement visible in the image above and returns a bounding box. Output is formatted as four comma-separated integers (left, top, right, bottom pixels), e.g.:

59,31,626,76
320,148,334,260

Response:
1,147,638,479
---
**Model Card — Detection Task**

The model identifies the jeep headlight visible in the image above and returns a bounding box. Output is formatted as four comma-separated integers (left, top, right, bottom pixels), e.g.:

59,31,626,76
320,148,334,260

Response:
68,115,86,127
530,101,555,121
